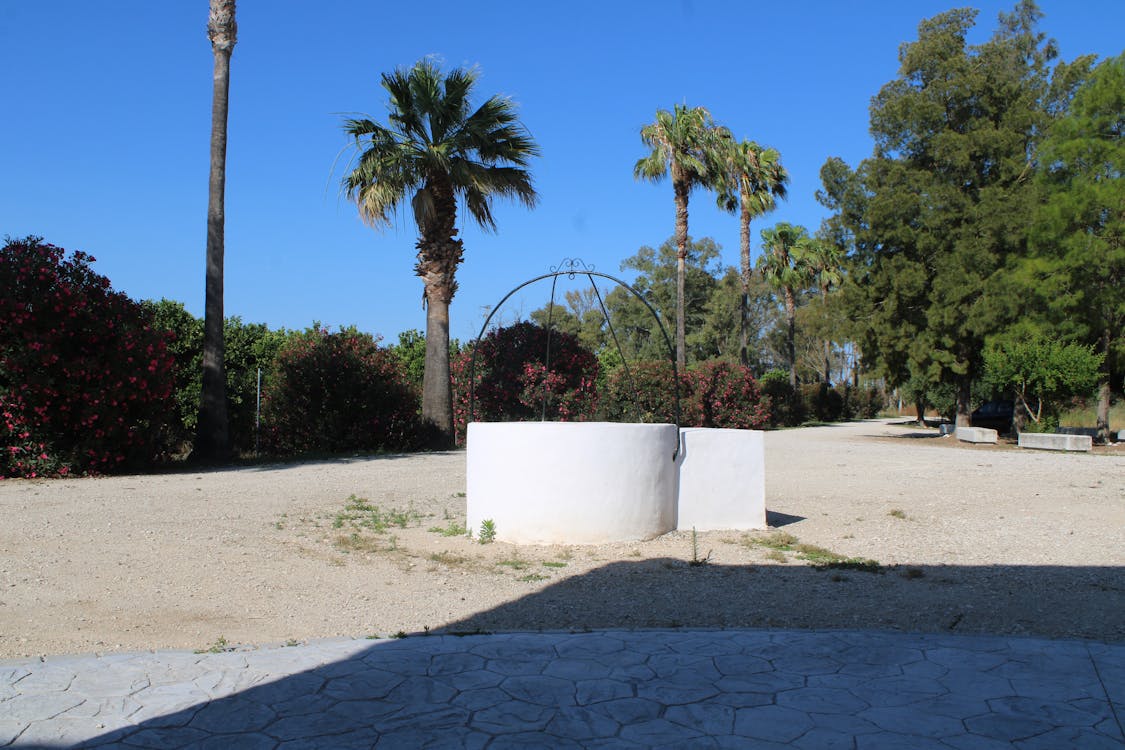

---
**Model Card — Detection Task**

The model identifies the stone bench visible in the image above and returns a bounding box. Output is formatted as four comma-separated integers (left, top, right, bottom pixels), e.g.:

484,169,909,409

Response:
1018,433,1093,452
956,426,997,444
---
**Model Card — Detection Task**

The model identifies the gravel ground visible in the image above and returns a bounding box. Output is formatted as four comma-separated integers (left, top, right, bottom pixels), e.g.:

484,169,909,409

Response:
0,420,1121,658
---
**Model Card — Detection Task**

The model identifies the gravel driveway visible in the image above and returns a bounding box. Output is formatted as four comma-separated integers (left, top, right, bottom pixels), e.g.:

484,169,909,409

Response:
1,420,1121,657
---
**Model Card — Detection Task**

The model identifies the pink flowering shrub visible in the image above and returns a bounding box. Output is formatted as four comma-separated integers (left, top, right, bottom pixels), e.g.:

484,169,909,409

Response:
451,322,599,445
686,360,770,429
1,237,176,478
260,327,425,455
601,359,769,429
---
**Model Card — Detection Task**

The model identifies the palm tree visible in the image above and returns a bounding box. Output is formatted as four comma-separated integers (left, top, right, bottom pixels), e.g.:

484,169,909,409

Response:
715,139,789,366
341,60,539,448
196,0,236,462
804,237,844,383
634,104,727,370
758,222,812,389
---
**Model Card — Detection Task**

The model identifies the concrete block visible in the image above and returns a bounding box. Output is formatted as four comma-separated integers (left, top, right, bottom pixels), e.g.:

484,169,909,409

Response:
676,428,766,531
1056,427,1098,438
1018,433,1093,452
956,427,997,444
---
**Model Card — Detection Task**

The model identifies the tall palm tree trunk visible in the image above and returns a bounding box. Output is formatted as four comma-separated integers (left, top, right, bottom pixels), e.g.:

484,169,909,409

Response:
821,286,831,384
416,178,462,448
197,0,235,461
673,174,689,371
784,289,797,390
422,290,453,446
739,199,752,367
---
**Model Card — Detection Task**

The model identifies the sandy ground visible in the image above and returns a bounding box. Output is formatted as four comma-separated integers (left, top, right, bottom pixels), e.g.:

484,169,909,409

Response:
0,420,1122,658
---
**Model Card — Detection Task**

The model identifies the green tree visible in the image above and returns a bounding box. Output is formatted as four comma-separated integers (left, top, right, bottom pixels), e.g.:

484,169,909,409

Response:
985,335,1103,430
635,104,728,369
1031,53,1124,441
197,0,237,462
341,60,539,447
607,236,724,363
830,2,1062,426
758,223,813,389
714,140,789,366
804,236,845,383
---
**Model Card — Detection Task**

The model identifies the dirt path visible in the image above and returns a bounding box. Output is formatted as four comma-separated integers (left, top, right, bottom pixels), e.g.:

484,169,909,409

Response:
1,421,1122,657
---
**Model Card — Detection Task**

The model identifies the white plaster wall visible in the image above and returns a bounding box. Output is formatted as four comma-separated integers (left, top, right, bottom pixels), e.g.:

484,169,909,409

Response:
675,428,766,531
466,422,678,544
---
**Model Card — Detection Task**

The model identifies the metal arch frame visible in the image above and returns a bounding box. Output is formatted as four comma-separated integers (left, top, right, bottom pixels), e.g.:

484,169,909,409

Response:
467,258,681,458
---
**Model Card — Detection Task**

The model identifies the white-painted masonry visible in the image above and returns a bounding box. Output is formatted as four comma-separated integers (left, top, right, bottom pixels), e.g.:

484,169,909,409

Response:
466,422,766,544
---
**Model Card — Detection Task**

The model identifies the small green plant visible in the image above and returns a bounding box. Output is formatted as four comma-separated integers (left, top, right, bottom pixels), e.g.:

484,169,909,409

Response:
765,549,788,563
392,631,408,639
195,635,230,654
518,573,549,582
428,520,469,537
478,519,497,544
889,509,907,520
689,528,712,566
284,638,300,647
453,491,466,498
542,561,567,569
497,556,529,570
333,495,421,534
744,532,880,572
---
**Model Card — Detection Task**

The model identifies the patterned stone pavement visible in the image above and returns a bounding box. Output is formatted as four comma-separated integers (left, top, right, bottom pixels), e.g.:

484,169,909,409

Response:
1,629,1122,749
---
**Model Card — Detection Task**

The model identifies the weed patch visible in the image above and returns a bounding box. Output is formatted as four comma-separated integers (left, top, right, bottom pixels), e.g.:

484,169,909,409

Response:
743,532,881,573
428,520,468,537
333,494,422,533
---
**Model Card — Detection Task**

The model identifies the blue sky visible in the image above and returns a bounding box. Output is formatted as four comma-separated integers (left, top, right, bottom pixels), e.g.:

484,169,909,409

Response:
3,1,1122,344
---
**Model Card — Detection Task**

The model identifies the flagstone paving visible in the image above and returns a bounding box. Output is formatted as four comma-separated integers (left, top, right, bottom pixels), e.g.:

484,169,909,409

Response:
1,629,1122,748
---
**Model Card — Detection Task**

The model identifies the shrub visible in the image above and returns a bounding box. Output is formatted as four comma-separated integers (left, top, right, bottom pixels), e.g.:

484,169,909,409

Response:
686,361,770,429
145,300,291,456
1,237,176,477
760,370,804,427
452,322,599,444
600,360,687,424
260,326,423,455
601,359,768,429
800,382,845,423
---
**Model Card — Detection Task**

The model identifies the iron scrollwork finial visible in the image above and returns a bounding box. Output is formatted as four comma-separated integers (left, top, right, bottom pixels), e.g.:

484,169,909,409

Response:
550,257,595,279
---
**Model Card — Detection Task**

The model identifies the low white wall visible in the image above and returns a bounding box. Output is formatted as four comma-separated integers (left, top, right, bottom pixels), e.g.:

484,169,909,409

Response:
676,428,766,531
466,422,678,544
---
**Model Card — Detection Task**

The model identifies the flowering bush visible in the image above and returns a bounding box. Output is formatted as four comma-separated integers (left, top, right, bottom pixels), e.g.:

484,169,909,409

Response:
260,326,424,455
600,359,768,429
451,322,599,444
1,237,176,477
687,360,770,429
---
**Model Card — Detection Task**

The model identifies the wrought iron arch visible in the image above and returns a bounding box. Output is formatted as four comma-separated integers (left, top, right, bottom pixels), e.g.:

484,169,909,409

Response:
467,258,681,457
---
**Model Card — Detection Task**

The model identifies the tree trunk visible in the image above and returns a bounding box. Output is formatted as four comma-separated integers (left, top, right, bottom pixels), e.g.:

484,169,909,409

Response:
914,397,927,428
1095,327,1111,443
421,292,454,449
738,199,751,367
821,287,831,384
784,289,797,390
196,0,236,462
415,177,462,450
955,376,972,428
673,172,689,372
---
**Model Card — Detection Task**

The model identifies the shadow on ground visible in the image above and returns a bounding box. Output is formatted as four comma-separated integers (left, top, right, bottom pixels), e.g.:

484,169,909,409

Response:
22,559,1117,748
